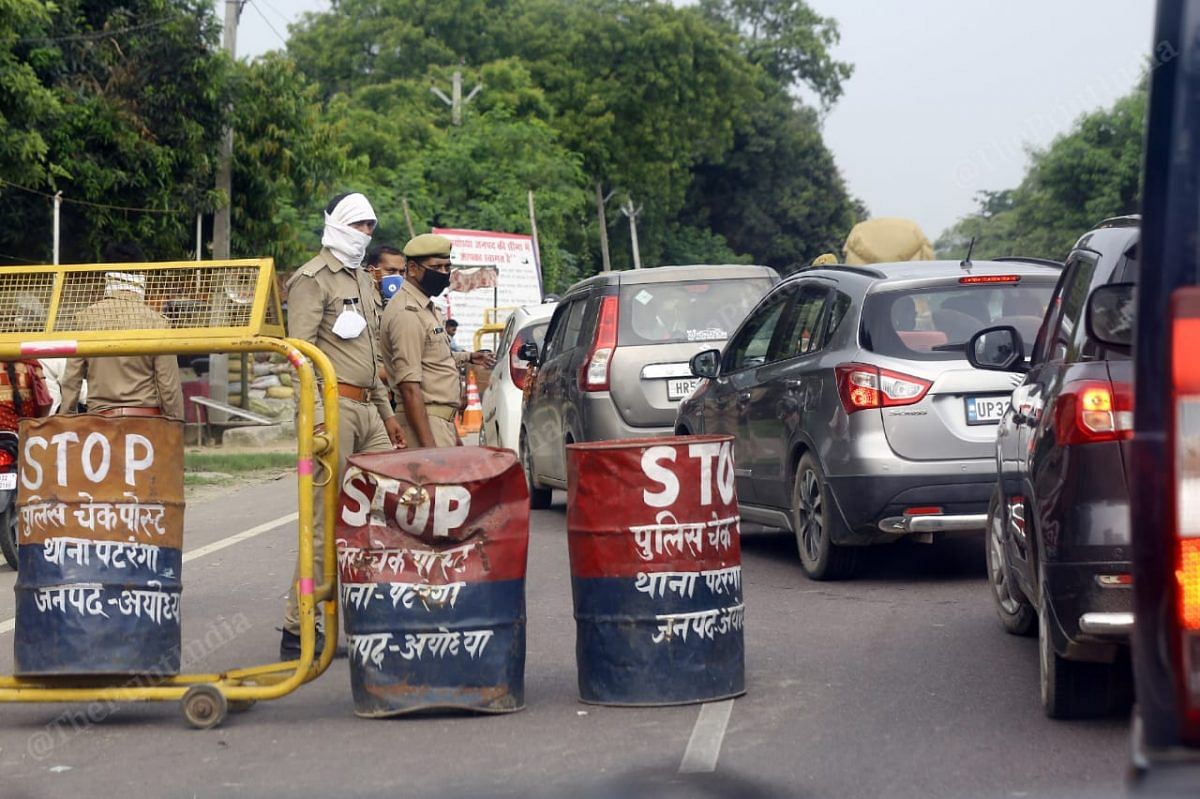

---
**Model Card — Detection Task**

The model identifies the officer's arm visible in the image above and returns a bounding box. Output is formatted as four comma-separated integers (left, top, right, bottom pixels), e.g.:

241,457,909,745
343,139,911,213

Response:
155,354,185,420
285,275,327,425
59,357,85,413
399,383,436,448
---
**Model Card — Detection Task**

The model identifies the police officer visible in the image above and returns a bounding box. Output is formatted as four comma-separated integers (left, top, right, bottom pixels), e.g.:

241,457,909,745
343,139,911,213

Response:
279,192,405,658
380,234,495,448
60,243,184,419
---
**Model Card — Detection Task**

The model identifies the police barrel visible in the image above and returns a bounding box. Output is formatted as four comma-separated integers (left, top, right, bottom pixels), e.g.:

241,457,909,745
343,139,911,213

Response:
567,435,745,706
15,416,184,675
337,447,529,717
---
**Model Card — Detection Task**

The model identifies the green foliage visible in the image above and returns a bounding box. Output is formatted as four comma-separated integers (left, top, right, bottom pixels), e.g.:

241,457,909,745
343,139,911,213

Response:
698,0,853,109
0,0,228,262
229,53,360,267
936,87,1147,260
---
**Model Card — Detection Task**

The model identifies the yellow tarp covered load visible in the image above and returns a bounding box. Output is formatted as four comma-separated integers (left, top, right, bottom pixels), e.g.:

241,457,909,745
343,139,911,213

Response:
843,218,935,265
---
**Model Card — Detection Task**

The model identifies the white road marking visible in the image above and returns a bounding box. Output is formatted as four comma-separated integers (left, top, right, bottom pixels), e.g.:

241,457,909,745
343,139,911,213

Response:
678,699,734,774
0,512,299,636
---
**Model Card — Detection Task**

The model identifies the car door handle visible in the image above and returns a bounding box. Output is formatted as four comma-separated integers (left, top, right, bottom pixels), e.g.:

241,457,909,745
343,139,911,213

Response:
736,391,751,407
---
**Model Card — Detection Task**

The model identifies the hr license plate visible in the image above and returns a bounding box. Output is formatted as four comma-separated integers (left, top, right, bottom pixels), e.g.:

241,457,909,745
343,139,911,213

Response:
965,395,1010,425
0,473,14,491
668,378,700,401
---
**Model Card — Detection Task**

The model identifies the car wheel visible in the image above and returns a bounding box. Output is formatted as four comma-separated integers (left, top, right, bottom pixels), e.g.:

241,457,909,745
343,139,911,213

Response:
1038,589,1117,719
520,430,552,510
792,453,856,581
986,490,1035,636
0,505,17,571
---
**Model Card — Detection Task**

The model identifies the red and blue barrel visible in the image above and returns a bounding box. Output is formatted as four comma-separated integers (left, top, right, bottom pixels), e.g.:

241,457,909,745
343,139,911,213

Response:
336,447,529,717
567,435,745,706
14,416,184,675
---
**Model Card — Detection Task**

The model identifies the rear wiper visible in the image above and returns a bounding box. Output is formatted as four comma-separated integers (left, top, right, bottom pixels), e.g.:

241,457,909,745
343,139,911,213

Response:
930,342,967,353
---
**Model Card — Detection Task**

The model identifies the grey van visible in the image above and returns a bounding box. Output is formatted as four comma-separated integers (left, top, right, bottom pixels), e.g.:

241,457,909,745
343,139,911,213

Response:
519,264,778,508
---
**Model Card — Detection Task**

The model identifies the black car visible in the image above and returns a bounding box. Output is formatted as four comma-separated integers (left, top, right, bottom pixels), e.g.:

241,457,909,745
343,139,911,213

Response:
968,216,1139,719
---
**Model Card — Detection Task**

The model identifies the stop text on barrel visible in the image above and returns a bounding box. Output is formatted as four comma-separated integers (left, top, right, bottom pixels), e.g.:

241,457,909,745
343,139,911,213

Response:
22,431,155,491
641,440,735,509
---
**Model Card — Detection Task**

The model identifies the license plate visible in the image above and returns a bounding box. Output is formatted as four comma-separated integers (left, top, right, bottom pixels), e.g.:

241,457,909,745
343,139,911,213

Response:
965,395,1010,425
0,473,14,491
667,378,700,401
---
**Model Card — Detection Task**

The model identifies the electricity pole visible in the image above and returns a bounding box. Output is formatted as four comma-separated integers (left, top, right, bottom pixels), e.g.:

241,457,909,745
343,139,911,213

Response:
595,182,612,272
213,0,244,261
431,71,481,126
621,197,643,269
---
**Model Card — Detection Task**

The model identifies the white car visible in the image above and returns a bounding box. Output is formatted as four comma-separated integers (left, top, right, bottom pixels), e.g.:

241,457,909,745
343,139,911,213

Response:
479,302,557,452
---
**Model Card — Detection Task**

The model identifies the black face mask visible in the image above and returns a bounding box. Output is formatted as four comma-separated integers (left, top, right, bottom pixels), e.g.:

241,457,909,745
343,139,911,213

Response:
417,267,451,297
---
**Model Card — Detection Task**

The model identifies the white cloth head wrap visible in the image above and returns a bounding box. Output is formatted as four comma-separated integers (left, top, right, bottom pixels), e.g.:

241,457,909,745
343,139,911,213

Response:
104,271,146,297
321,193,377,269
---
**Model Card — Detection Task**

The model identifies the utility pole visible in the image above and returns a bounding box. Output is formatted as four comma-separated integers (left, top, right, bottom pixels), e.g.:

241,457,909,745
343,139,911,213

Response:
52,191,62,265
620,196,643,269
401,197,416,238
430,71,481,126
213,0,244,261
595,182,612,272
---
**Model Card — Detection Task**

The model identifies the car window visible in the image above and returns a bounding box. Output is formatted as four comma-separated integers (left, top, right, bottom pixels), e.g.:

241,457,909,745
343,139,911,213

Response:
541,298,581,362
723,289,791,372
618,278,773,345
825,291,853,342
1052,252,1100,362
861,281,1055,361
770,285,830,361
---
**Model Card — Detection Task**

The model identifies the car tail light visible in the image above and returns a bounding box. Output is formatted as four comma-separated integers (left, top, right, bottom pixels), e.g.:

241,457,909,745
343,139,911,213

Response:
509,338,530,391
580,296,619,392
0,450,12,469
1053,379,1134,445
835,363,931,414
1170,288,1200,742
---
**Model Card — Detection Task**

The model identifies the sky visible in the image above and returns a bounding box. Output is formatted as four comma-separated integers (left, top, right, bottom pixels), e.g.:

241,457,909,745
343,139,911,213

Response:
227,0,1158,240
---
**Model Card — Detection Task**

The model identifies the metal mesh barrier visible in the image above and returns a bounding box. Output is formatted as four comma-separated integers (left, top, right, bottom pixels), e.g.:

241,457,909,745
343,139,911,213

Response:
0,261,283,341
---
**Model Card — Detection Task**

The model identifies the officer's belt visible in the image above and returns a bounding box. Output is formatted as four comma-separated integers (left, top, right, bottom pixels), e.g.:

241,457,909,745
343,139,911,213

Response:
425,404,458,422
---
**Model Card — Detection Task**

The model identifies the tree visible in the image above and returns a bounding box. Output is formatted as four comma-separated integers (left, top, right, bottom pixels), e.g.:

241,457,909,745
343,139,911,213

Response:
936,86,1147,260
0,0,228,263
691,88,860,270
698,0,852,109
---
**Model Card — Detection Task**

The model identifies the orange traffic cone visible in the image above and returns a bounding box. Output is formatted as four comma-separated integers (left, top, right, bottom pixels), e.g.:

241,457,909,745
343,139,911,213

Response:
457,369,483,434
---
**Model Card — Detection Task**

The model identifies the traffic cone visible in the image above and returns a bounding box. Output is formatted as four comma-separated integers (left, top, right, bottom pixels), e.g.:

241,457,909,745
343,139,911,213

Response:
457,368,483,434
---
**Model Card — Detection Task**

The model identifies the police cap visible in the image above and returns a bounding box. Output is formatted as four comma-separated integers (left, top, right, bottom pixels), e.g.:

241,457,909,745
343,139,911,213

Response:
403,234,453,258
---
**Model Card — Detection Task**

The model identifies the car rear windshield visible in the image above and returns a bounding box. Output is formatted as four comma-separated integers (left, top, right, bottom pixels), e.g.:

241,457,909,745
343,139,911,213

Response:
618,278,773,346
861,281,1055,361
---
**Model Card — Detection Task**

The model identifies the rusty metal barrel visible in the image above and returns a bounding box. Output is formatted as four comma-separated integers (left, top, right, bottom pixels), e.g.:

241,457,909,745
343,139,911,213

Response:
14,415,185,676
567,435,745,706
336,447,529,717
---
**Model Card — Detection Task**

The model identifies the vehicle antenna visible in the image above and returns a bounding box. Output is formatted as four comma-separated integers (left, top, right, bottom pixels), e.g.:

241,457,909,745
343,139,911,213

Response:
960,237,976,270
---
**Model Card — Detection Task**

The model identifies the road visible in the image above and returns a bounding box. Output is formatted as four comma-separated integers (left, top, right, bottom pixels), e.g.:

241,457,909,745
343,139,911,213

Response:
0,475,1129,799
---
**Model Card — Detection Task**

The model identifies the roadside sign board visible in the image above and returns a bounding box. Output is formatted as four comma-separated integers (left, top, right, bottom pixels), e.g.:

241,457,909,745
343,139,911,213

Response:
432,228,543,350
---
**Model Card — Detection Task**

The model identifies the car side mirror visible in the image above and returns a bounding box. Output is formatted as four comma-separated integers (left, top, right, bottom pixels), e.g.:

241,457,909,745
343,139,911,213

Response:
517,341,540,363
1086,282,1135,351
690,349,721,379
966,325,1027,372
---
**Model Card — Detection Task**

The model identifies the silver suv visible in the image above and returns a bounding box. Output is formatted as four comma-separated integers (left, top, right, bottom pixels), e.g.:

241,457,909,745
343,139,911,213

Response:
519,264,778,508
675,259,1061,579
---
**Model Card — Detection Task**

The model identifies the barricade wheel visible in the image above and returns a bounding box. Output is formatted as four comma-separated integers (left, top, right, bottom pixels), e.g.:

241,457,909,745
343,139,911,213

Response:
228,699,256,713
182,684,228,729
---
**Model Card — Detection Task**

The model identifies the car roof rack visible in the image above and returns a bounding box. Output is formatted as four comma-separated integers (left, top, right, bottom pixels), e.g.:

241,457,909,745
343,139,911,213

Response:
992,256,1065,269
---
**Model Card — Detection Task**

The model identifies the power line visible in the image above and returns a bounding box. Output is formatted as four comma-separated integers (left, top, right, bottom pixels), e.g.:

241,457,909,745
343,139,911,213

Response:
0,179,184,215
17,16,182,46
248,0,288,48
255,0,294,29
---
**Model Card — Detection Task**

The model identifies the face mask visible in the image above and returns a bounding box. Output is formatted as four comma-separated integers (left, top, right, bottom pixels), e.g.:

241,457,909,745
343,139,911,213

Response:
322,221,372,269
380,275,404,301
417,268,451,297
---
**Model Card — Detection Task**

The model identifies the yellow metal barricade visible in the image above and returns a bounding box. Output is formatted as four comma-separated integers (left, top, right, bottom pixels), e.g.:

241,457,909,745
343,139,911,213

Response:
0,259,341,728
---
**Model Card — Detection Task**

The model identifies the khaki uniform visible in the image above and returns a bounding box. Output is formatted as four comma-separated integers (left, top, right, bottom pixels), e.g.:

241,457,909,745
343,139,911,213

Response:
283,248,395,633
60,294,185,418
380,278,470,448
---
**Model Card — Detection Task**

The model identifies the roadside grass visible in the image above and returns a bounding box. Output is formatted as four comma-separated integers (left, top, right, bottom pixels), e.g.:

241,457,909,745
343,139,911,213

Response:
184,450,295,474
